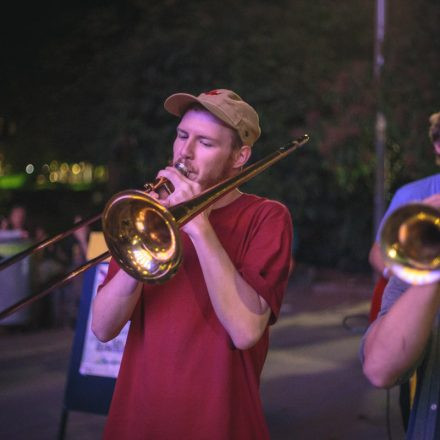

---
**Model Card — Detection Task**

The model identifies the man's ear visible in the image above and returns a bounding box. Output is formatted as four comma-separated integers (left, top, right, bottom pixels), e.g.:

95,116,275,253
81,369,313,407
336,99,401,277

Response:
232,145,252,169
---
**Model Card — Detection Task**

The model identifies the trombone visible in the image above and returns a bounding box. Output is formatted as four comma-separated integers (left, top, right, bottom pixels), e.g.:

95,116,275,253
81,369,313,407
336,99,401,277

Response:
380,202,440,285
0,134,310,319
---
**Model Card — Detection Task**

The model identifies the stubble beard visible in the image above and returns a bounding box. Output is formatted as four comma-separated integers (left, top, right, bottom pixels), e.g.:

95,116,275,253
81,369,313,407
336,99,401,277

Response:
198,153,237,191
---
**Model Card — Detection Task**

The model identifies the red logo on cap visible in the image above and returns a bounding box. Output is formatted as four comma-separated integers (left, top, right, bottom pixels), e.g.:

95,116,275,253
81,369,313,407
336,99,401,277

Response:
204,90,221,96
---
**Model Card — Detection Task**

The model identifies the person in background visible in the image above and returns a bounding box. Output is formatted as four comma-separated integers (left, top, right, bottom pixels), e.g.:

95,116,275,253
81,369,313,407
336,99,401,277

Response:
0,204,32,260
63,215,90,327
92,89,294,440
33,214,90,327
1,204,30,238
369,112,440,281
0,215,8,229
362,207,440,438
363,112,440,437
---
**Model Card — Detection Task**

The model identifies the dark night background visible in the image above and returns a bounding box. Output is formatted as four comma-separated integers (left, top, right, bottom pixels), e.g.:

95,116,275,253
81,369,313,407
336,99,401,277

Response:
1,0,439,270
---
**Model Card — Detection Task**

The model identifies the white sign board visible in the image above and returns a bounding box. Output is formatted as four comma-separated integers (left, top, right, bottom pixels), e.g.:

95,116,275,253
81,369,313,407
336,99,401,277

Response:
79,262,130,378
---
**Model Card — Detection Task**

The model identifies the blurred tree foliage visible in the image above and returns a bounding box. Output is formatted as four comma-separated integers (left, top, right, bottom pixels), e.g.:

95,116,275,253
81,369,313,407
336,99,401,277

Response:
0,0,439,270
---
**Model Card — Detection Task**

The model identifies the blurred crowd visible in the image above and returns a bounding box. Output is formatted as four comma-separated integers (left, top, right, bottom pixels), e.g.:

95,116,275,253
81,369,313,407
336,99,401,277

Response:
0,204,90,329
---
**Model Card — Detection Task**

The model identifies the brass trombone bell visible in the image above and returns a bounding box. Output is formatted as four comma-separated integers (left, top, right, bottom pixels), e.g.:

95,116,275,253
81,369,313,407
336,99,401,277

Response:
102,191,183,283
380,203,440,285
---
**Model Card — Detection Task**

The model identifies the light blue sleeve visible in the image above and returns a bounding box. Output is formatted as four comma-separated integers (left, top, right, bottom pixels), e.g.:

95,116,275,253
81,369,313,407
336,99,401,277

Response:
375,186,422,242
375,174,440,242
377,276,409,316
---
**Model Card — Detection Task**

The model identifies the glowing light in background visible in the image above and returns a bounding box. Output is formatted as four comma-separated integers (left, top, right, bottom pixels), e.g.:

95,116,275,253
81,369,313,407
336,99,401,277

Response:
72,163,81,175
25,164,34,174
0,151,108,189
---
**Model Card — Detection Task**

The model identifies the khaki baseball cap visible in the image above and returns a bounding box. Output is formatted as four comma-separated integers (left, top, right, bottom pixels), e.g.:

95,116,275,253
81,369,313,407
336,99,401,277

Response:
164,89,261,146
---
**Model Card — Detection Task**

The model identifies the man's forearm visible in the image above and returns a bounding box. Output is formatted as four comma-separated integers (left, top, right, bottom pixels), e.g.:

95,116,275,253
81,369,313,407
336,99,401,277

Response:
363,282,440,387
91,269,142,342
188,222,270,350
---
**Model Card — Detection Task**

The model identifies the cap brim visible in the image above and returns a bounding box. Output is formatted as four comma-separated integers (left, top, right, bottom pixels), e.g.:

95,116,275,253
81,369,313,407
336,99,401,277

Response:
164,93,201,117
164,93,236,130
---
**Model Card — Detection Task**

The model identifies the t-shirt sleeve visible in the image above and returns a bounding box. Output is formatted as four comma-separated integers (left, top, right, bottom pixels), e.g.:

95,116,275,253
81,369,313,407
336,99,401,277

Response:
375,181,432,242
375,188,411,242
98,257,121,291
237,201,293,325
376,275,409,317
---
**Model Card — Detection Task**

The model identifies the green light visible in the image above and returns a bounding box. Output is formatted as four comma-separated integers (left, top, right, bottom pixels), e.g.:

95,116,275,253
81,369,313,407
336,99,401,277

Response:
0,173,27,189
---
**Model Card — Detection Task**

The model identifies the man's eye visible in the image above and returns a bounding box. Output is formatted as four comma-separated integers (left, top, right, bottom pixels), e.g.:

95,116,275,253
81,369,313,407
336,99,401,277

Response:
200,140,213,147
177,132,187,139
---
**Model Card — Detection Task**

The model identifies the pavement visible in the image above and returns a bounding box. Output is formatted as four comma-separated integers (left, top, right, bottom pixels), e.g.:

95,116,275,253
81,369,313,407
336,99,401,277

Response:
0,265,406,440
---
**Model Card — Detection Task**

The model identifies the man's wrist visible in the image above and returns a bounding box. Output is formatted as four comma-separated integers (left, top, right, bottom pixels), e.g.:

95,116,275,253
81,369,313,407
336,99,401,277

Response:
382,267,391,279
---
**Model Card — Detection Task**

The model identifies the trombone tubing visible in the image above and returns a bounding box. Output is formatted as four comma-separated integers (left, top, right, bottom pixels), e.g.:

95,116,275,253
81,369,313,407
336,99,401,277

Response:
170,134,310,227
0,251,109,320
0,213,101,272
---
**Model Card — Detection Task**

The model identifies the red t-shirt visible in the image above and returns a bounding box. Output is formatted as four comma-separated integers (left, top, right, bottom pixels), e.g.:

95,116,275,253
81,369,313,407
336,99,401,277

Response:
101,193,293,440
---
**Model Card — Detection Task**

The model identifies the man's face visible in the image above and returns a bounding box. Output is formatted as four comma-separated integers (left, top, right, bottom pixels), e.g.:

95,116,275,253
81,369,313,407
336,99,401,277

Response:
432,131,440,165
10,207,26,229
435,143,440,166
172,108,240,190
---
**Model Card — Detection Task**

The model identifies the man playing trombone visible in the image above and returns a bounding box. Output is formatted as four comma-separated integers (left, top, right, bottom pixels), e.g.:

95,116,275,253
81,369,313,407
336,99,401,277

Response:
91,89,293,440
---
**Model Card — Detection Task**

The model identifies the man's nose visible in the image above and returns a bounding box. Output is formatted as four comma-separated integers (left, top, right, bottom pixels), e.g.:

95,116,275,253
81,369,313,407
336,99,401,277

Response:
179,137,195,158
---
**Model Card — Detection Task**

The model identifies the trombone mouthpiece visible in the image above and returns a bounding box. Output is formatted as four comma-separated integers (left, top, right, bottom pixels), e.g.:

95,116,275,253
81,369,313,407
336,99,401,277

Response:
143,161,190,194
174,161,189,177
